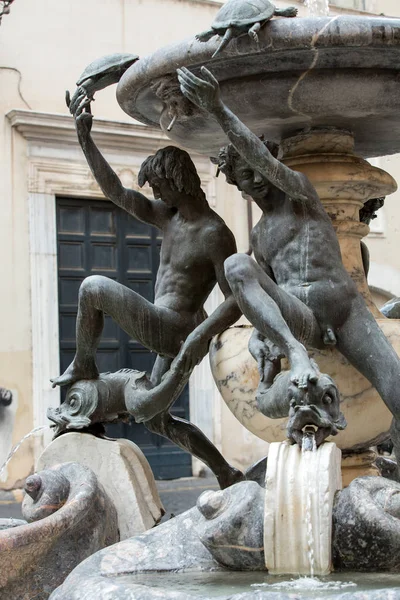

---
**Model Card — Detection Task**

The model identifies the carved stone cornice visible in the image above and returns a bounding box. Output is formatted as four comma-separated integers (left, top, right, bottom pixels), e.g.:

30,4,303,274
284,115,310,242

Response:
26,158,150,198
6,109,216,203
6,109,167,153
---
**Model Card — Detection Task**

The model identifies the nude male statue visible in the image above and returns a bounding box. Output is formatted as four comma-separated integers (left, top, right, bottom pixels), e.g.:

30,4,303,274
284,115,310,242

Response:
178,66,400,465
51,102,242,488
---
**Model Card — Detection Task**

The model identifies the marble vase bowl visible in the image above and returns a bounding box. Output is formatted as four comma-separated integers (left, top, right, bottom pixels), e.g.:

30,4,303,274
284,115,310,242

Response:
0,462,118,598
209,324,397,452
117,16,400,158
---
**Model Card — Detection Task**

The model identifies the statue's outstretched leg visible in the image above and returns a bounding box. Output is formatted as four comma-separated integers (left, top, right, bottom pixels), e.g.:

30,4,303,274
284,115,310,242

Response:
143,356,243,489
336,294,400,473
51,275,190,388
144,411,243,489
225,253,322,388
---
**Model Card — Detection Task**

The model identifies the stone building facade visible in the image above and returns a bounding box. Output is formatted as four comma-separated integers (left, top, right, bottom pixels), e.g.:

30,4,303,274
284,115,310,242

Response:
0,0,399,488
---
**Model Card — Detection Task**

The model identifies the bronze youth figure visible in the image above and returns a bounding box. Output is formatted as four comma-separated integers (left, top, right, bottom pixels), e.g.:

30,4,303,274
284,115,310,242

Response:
178,66,400,467
51,102,242,488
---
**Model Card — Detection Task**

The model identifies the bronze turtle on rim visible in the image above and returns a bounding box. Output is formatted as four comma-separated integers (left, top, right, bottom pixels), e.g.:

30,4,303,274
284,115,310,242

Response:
196,0,298,58
66,53,139,114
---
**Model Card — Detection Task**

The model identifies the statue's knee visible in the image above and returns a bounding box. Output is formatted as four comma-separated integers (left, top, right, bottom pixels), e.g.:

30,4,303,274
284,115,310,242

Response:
224,254,253,286
79,275,106,300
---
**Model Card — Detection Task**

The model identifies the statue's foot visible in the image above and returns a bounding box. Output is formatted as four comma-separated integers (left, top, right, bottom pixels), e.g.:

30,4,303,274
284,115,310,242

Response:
249,30,259,43
323,327,337,346
289,348,319,389
50,360,99,388
217,466,244,490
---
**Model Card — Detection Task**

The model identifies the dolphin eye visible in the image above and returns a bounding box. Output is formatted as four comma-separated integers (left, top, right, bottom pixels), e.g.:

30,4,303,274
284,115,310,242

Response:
324,394,333,405
67,394,81,413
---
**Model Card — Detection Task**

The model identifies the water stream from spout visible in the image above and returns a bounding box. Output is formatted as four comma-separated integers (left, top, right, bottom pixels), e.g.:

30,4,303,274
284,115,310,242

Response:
305,0,330,16
302,429,317,577
0,425,49,480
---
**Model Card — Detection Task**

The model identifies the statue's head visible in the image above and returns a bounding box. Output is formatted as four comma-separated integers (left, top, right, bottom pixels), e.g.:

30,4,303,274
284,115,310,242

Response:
286,371,347,448
359,197,385,225
211,139,279,200
138,145,205,207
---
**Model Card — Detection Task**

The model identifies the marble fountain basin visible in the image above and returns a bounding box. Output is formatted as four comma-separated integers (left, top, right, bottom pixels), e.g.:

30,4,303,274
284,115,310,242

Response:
117,15,400,158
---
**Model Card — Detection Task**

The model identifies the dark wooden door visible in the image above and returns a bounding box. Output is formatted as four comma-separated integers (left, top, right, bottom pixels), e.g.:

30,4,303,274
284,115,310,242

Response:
56,196,192,479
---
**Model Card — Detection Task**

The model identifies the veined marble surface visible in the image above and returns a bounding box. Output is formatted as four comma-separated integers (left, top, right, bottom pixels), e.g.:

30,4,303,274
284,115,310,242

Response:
38,433,164,539
210,323,397,451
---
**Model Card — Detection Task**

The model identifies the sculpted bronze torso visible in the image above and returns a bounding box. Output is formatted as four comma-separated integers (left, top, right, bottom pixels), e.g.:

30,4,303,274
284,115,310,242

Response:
154,211,229,320
250,186,356,333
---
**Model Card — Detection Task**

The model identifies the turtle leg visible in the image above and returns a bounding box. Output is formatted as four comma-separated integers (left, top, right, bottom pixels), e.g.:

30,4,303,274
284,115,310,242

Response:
212,27,235,58
274,6,298,17
248,22,261,42
196,28,215,42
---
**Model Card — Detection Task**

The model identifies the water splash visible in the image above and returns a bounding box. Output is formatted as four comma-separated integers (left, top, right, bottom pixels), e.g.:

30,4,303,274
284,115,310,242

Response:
305,0,330,16
302,428,317,452
253,577,357,591
302,430,317,576
0,425,49,479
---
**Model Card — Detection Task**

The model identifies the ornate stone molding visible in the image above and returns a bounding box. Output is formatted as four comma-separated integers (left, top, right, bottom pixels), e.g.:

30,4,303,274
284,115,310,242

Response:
7,109,216,204
7,109,166,152
28,159,102,197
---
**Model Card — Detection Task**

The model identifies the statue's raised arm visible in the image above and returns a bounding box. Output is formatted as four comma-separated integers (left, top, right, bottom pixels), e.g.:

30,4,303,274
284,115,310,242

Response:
177,66,313,203
71,103,170,230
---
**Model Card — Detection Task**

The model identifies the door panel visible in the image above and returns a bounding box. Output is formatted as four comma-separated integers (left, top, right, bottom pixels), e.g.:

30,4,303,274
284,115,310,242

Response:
56,197,192,479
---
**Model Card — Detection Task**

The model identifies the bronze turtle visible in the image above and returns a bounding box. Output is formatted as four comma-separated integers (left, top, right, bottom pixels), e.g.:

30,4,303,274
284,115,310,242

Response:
196,0,298,58
66,52,138,114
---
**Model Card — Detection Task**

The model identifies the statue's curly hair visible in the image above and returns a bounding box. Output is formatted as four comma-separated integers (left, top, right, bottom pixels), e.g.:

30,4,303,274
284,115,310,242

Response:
138,146,205,200
211,138,280,189
359,197,385,225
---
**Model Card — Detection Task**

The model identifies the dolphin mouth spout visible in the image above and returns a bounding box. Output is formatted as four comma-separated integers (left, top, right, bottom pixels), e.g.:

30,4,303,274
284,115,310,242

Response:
46,408,71,436
301,424,321,451
302,423,318,434
287,405,337,448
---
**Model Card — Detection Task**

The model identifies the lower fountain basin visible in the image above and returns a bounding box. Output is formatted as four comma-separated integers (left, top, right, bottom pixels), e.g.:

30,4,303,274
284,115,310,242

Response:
68,571,400,599
117,16,400,157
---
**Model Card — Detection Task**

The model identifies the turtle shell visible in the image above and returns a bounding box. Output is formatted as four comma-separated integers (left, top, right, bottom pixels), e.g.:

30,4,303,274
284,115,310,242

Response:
211,0,275,30
76,53,139,85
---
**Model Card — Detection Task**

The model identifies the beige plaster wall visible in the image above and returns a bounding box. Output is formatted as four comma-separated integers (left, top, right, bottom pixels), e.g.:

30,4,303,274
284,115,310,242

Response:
330,0,399,16
367,155,400,270
0,71,34,488
0,0,224,120
377,0,400,16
